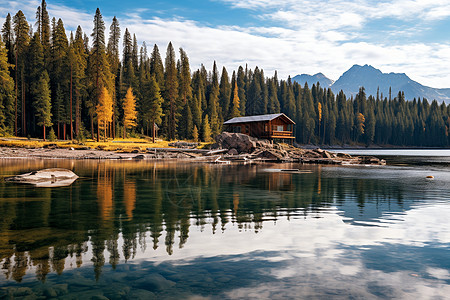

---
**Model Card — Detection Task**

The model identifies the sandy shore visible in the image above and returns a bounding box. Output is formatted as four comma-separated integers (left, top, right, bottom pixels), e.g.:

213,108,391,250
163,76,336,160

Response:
0,147,168,160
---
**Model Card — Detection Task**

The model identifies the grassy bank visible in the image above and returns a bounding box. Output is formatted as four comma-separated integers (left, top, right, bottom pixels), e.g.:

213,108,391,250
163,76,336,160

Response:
0,137,198,152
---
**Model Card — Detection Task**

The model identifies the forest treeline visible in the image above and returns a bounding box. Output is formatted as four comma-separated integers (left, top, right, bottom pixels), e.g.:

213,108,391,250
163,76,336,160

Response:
1,1,450,146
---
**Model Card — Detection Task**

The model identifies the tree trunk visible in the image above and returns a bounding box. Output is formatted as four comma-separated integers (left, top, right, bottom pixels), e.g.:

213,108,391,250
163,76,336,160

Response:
14,52,18,137
70,64,73,140
22,73,26,136
97,121,100,142
152,122,155,143
75,92,80,137
91,115,94,140
43,125,46,141
57,122,60,140
104,122,107,142
112,115,115,139
63,123,66,140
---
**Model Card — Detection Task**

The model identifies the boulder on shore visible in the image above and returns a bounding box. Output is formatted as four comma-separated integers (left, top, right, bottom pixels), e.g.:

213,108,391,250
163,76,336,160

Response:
5,168,78,187
214,132,257,153
213,132,386,165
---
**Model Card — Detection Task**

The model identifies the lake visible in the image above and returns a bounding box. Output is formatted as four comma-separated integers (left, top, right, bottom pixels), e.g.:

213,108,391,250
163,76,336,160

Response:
0,154,449,299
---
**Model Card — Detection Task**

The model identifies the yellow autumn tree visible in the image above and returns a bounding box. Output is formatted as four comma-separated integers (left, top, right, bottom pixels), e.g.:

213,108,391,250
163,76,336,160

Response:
356,112,365,136
96,87,113,141
317,102,322,143
123,87,137,138
231,80,240,118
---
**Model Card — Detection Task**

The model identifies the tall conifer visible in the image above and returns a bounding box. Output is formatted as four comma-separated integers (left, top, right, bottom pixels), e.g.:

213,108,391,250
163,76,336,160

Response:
34,71,52,140
163,42,179,140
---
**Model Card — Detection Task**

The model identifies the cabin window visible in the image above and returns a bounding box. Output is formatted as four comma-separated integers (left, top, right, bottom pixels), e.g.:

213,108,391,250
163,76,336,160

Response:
233,126,241,133
277,125,284,131
287,124,292,131
265,124,268,132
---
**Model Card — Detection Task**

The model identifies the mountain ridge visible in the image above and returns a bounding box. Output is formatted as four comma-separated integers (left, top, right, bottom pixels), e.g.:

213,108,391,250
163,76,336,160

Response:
292,65,450,103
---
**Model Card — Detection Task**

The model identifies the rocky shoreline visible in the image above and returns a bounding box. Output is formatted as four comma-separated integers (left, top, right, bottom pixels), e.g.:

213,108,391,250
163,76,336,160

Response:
0,133,386,165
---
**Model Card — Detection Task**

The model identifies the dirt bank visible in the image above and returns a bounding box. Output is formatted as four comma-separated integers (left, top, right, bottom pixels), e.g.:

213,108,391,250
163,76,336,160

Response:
0,133,386,166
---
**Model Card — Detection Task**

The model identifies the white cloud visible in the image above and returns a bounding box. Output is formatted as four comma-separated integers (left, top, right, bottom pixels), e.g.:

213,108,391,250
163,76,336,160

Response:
1,0,450,88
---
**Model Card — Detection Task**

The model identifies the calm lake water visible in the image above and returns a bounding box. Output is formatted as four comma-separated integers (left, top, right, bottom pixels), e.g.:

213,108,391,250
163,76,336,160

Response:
0,154,450,299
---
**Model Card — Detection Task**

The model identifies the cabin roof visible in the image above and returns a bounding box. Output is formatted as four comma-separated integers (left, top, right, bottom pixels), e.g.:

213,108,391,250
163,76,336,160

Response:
223,113,295,125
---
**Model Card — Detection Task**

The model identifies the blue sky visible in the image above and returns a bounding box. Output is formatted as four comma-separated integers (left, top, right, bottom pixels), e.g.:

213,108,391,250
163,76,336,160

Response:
2,0,450,87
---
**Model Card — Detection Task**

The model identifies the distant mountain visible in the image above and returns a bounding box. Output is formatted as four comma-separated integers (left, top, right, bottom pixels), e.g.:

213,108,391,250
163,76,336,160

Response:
292,65,450,103
331,64,450,103
292,73,334,88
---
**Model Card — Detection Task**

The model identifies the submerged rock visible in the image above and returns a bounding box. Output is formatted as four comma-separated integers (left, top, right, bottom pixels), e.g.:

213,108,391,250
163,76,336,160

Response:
5,168,78,187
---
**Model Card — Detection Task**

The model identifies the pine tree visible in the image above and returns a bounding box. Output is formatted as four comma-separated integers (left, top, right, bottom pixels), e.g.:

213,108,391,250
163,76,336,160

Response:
177,48,192,139
149,44,164,88
51,18,69,139
89,8,113,141
106,16,120,74
107,17,121,138
33,71,52,140
132,34,139,74
237,66,246,116
178,48,192,104
1,14,14,67
123,87,137,138
267,78,280,113
140,76,163,142
163,42,179,140
36,0,51,66
28,33,45,137
72,26,87,138
219,66,231,119
208,61,220,135
121,28,135,90
0,37,14,134
13,10,30,136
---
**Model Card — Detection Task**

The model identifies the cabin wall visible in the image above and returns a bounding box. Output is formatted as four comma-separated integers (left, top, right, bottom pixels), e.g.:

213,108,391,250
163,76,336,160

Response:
224,116,295,140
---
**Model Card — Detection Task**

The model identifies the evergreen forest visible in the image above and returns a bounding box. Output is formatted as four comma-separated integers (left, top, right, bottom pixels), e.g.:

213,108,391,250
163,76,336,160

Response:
1,1,450,147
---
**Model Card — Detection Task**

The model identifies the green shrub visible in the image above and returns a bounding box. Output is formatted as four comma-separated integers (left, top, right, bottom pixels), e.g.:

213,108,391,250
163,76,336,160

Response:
48,128,57,141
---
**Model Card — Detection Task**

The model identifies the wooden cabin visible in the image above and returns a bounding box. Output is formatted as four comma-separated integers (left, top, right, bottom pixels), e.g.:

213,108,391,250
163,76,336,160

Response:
223,113,295,141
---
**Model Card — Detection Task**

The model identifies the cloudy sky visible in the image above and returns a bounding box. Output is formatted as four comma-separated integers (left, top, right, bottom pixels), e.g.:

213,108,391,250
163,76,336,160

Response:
2,0,450,87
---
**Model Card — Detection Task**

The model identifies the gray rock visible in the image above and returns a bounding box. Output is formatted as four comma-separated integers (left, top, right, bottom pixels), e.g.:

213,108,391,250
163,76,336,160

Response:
53,284,69,295
168,141,199,148
215,132,257,153
133,154,145,160
11,287,34,297
134,273,175,291
227,148,238,155
128,289,156,299
43,287,58,297
91,296,110,300
5,168,78,187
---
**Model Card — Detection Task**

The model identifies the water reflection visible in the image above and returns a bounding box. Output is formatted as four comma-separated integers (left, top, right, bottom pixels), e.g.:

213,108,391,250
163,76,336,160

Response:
0,159,449,298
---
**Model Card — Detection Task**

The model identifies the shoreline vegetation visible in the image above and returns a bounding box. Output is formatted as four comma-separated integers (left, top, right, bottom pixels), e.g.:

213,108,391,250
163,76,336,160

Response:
0,133,386,165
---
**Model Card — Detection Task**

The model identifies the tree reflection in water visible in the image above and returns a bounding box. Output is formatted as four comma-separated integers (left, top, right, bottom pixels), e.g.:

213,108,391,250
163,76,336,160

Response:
0,159,410,282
